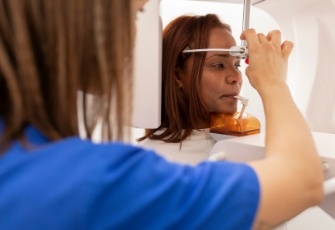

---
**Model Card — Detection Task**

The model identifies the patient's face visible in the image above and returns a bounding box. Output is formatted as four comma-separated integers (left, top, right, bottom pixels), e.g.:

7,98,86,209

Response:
182,28,242,116
201,28,242,115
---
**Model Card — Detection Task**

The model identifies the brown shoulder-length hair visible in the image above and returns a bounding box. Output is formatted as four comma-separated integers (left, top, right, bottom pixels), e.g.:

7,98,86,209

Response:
138,14,231,143
0,0,135,152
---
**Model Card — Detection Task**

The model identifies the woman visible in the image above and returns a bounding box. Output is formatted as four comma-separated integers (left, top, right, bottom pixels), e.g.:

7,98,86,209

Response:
0,0,323,229
139,14,243,164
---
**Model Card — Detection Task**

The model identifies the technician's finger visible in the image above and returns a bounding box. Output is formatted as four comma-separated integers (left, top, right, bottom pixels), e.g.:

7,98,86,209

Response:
257,33,268,44
281,40,294,59
267,30,282,48
240,28,258,46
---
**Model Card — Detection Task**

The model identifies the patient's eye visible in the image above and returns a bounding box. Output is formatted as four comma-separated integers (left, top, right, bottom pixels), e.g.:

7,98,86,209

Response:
211,63,225,69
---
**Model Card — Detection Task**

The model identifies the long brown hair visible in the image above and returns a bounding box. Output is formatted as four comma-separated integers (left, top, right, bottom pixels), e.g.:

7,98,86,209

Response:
0,0,135,152
138,14,231,143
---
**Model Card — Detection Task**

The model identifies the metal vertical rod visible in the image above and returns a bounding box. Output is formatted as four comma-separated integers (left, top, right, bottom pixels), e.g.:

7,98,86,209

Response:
241,0,251,47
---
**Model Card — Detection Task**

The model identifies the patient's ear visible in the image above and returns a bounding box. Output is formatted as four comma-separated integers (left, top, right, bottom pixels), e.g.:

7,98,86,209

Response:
175,67,184,89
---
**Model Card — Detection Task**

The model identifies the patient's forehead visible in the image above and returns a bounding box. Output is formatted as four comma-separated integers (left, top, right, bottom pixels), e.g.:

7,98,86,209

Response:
208,28,236,49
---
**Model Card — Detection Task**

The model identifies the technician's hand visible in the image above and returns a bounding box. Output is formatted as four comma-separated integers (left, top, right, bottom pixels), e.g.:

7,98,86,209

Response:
241,29,323,229
240,29,294,95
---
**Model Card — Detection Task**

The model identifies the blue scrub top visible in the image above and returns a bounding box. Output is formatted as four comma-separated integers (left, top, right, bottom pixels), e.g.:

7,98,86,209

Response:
0,125,260,229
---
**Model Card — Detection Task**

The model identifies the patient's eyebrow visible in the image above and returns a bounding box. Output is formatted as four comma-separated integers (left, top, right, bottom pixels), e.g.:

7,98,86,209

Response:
206,53,241,61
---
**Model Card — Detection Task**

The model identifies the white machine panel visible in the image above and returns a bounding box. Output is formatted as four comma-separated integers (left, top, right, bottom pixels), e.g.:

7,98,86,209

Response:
132,0,162,128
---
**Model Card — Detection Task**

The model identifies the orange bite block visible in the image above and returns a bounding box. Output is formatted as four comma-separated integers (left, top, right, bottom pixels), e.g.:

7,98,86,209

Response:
210,112,260,136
